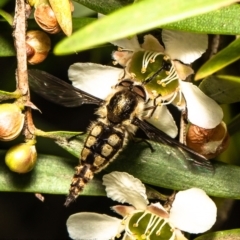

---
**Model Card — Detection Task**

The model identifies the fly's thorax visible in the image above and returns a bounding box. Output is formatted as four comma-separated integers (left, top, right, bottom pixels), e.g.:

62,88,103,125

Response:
80,120,126,173
104,80,147,124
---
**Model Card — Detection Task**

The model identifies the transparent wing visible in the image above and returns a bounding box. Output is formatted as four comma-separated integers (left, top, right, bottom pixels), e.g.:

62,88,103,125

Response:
132,117,213,171
28,69,104,107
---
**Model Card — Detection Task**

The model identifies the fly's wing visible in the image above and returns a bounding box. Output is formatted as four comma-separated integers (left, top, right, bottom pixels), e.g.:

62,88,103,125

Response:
28,69,104,107
132,117,213,171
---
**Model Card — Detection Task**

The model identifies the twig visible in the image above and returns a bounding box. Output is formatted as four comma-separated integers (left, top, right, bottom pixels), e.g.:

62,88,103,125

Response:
13,0,28,94
13,0,35,140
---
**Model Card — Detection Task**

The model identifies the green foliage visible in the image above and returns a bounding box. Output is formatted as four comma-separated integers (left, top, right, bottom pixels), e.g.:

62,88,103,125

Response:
194,229,240,240
55,0,239,54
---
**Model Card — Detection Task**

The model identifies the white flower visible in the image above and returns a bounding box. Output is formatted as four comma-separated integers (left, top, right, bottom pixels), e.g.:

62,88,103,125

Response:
112,29,223,130
68,62,178,138
67,172,217,240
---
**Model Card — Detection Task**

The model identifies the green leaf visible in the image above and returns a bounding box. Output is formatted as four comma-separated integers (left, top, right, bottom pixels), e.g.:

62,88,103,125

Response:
55,133,240,199
194,229,240,240
2,132,240,198
199,75,240,104
0,150,105,196
163,4,240,34
54,0,237,55
0,9,13,25
74,0,132,14
195,37,240,80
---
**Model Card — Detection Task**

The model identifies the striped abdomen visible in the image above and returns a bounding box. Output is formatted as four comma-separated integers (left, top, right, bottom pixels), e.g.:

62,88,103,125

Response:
64,121,125,206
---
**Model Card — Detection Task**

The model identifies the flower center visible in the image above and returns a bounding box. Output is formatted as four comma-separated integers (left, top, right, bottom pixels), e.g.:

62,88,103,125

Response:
156,64,178,87
142,51,163,73
126,211,175,240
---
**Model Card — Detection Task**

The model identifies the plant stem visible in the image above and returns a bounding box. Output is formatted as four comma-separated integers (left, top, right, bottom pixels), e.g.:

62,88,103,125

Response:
13,0,35,140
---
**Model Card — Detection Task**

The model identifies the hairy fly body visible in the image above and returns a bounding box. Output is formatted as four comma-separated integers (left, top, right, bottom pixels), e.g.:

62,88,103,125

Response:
64,80,146,206
28,69,213,206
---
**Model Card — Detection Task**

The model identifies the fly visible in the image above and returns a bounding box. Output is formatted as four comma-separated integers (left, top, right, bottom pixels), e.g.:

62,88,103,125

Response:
28,69,213,206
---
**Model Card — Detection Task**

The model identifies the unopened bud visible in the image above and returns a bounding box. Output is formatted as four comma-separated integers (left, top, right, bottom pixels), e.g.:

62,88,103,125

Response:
186,121,229,159
34,3,61,34
26,30,51,65
0,103,24,141
5,143,37,173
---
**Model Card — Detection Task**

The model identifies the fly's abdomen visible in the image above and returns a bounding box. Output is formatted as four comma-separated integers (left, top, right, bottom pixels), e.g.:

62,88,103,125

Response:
65,121,125,206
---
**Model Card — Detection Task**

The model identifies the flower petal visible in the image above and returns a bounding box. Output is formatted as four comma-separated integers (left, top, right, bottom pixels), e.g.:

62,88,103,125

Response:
68,63,124,99
111,35,141,50
169,188,217,234
103,172,148,210
112,205,136,217
180,81,223,128
173,61,194,80
162,29,208,64
112,51,133,67
141,34,165,52
147,202,169,218
144,102,178,138
67,212,123,240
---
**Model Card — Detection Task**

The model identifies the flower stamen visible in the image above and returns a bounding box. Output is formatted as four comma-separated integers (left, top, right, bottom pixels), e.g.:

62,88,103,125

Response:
134,211,148,227
160,91,178,106
157,65,178,86
142,51,162,73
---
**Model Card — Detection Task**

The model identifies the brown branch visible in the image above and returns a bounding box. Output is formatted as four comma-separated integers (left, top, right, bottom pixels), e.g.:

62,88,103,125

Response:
13,0,35,140
13,0,28,94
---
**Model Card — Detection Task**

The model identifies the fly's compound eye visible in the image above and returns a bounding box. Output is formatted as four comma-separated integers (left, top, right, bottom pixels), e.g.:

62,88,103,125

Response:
118,79,134,88
132,85,148,101
116,80,147,101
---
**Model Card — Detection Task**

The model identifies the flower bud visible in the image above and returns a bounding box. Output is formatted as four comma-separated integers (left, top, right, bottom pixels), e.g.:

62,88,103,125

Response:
34,3,61,34
0,103,24,141
5,143,37,173
26,30,51,65
186,121,229,159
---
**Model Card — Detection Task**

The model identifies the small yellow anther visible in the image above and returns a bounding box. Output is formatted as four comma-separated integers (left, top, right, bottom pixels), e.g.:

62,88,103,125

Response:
163,55,170,61
141,234,147,239
130,73,136,79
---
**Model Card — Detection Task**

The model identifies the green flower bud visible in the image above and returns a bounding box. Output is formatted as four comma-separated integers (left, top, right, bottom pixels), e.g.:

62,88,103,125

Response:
0,103,24,141
5,143,37,173
26,30,51,65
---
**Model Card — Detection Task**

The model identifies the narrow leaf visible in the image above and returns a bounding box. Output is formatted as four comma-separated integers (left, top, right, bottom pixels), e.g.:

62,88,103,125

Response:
1,134,240,198
0,150,105,196
0,9,13,25
199,75,240,104
162,4,240,34
49,0,72,36
55,134,240,199
194,229,240,240
195,37,240,80
74,0,132,14
54,0,237,54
